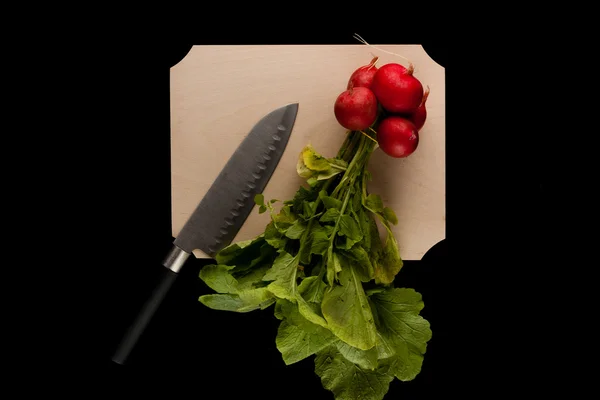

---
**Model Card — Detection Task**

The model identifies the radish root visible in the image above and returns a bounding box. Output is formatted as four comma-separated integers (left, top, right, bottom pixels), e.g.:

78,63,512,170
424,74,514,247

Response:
353,33,414,71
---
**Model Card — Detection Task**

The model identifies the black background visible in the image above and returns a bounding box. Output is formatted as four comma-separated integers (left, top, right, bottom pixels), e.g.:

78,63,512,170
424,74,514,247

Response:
59,31,545,397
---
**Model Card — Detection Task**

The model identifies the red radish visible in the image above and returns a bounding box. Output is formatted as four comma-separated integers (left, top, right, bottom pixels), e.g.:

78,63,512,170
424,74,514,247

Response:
376,116,419,158
411,85,430,130
334,87,378,131
371,63,423,114
347,56,379,90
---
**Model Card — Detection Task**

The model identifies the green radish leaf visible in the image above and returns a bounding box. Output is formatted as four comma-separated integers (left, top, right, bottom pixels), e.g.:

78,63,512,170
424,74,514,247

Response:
368,296,396,360
272,205,297,227
230,241,276,275
276,319,335,365
320,193,343,210
275,298,295,320
358,208,372,252
297,222,327,265
365,193,384,213
309,228,330,256
296,263,329,328
352,185,362,214
263,251,300,301
375,332,397,360
329,158,348,170
335,340,379,370
302,145,331,171
370,288,432,381
321,265,377,350
297,152,315,178
275,302,336,365
314,346,396,400
334,234,358,251
323,224,334,236
199,264,238,294
338,215,363,242
365,287,387,296
320,208,341,223
343,246,375,282
235,263,272,291
215,236,265,267
383,206,398,225
326,250,342,286
302,201,316,219
199,244,275,300
343,237,359,250
264,221,288,249
292,185,318,214
368,216,385,271
316,168,343,181
298,275,327,304
254,193,265,207
285,219,307,240
333,252,343,274
199,287,275,313
273,299,289,320
374,233,403,285
297,293,328,328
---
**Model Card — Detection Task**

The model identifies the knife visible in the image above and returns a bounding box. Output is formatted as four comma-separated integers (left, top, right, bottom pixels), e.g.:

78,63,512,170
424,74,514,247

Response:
112,103,299,365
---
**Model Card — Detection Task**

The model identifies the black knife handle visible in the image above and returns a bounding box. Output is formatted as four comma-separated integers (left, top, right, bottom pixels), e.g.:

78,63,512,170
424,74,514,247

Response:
112,246,190,365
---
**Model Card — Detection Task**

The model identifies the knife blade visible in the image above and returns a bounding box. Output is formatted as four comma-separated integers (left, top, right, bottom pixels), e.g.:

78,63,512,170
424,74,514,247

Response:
112,103,299,365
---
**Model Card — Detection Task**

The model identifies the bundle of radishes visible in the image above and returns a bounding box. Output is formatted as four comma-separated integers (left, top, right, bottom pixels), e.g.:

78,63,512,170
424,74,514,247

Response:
334,56,430,158
199,55,432,400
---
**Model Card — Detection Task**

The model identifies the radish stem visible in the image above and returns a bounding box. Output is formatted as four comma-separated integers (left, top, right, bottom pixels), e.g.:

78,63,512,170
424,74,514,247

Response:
359,130,378,144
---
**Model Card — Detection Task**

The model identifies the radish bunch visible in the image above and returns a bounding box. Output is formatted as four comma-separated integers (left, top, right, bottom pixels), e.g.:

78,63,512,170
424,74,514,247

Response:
333,56,430,158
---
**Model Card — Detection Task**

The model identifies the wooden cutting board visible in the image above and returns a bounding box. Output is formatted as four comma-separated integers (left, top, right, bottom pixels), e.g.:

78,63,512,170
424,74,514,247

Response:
170,45,445,261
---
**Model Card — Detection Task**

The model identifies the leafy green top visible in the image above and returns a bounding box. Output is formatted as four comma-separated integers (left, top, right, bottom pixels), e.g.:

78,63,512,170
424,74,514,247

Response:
198,130,431,400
